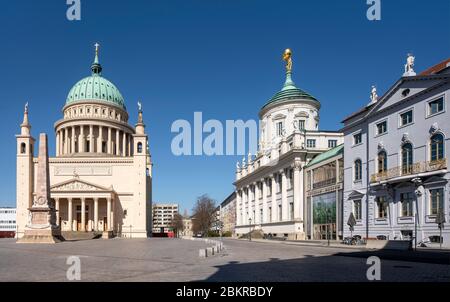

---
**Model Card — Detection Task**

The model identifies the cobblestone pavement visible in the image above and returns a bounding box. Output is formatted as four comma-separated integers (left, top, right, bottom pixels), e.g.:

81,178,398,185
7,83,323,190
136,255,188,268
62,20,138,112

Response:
0,238,448,282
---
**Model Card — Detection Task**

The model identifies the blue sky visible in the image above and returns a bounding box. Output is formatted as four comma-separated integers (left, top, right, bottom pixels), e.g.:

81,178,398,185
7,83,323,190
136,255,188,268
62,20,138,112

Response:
0,0,449,212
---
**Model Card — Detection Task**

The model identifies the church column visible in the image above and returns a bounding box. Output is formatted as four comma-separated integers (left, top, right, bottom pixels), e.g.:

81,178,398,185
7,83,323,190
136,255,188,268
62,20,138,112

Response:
89,125,94,153
64,128,69,154
94,198,99,232
80,125,85,153
55,198,60,226
97,126,103,154
56,131,60,156
122,131,126,156
111,198,115,233
71,126,76,154
107,197,112,231
68,198,73,231
128,135,131,156
57,130,61,155
115,129,120,155
107,127,112,154
281,169,288,221
81,198,86,232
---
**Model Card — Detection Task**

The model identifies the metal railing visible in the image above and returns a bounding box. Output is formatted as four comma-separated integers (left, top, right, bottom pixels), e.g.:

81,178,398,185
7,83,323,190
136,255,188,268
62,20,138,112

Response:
370,159,447,183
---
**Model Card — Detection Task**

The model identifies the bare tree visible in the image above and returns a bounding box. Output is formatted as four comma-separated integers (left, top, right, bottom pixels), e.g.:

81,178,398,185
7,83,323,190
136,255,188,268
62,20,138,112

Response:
170,213,184,237
192,194,216,236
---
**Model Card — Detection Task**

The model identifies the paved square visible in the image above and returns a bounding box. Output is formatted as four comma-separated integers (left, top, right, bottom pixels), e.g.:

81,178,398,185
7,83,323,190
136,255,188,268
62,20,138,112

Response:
0,238,449,282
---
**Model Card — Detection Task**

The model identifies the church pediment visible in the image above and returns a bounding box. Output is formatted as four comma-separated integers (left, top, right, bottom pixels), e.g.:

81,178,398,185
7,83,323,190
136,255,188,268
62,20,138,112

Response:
51,178,112,192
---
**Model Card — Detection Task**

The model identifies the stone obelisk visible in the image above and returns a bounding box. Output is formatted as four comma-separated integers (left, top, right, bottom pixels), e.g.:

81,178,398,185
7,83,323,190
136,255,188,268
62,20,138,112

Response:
17,133,62,243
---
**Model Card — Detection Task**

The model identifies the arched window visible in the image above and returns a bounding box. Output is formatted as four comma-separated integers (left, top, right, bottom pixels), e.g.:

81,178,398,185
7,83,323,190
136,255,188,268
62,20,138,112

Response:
137,142,143,153
430,133,444,162
377,151,387,174
20,143,26,154
402,143,413,174
354,159,362,181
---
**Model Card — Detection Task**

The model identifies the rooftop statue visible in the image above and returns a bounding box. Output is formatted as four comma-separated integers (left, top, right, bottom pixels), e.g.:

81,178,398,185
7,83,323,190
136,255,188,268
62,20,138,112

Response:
403,53,416,76
283,49,293,73
370,85,378,104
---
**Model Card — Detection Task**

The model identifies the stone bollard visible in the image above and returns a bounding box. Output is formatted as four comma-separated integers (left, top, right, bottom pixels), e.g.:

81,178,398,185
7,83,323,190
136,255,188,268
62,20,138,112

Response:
199,249,207,258
207,247,214,256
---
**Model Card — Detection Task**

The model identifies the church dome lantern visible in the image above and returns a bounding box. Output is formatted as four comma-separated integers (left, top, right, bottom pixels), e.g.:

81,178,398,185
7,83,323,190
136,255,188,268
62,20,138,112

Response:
65,43,126,110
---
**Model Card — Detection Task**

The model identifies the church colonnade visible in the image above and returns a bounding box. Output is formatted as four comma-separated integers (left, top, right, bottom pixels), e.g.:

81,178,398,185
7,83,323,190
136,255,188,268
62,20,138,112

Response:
55,124,133,156
53,196,115,232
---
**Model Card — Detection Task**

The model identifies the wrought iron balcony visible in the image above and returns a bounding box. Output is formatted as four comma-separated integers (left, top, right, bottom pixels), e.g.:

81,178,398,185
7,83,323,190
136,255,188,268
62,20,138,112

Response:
370,159,447,183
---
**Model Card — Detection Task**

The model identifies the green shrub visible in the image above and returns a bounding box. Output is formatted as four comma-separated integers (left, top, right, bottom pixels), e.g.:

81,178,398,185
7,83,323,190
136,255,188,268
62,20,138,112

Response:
222,231,232,237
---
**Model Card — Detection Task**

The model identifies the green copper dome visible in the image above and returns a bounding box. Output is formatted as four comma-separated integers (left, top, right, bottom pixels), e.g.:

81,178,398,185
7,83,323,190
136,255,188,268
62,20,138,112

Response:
262,72,320,110
65,44,126,110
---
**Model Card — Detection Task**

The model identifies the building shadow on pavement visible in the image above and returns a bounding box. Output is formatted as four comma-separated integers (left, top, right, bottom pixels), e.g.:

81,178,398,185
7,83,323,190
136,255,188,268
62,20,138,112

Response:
199,249,450,282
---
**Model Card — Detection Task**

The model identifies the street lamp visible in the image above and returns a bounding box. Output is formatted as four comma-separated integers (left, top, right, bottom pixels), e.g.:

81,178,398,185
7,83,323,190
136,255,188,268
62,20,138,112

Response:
248,217,252,241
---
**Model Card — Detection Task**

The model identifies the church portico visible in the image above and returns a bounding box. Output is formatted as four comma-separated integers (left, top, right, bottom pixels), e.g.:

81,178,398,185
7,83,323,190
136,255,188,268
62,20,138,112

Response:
50,179,116,233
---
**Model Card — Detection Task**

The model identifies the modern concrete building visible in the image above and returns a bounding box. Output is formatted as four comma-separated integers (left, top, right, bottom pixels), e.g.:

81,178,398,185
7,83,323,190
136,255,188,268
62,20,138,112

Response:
234,50,343,239
181,217,193,237
304,145,344,240
152,203,179,234
0,207,16,238
16,44,153,239
342,56,450,247
219,192,236,235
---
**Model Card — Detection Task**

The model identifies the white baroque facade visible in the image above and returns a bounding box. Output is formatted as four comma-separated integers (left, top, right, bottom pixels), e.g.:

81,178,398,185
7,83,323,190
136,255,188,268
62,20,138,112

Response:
342,57,450,247
16,45,153,239
234,51,343,239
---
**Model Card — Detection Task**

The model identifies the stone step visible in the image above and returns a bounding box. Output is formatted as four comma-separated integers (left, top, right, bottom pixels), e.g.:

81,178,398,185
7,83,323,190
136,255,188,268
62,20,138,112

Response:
62,231,102,241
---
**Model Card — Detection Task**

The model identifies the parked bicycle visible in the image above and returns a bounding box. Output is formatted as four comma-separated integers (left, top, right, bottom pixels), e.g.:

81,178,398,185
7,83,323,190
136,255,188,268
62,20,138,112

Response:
343,235,364,245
